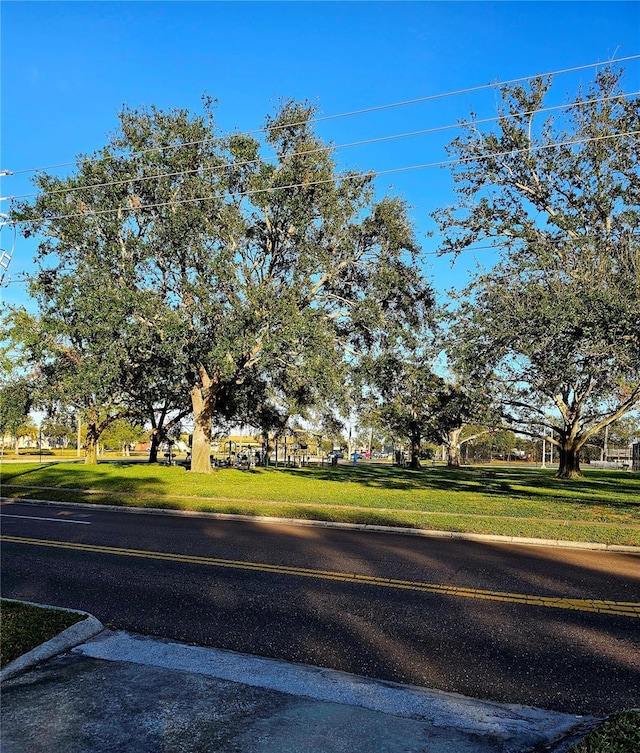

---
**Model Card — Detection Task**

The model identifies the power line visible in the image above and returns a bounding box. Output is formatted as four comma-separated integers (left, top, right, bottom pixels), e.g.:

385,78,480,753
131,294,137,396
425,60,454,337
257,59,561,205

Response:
5,90,636,203
5,130,638,228
424,232,640,262
3,54,638,178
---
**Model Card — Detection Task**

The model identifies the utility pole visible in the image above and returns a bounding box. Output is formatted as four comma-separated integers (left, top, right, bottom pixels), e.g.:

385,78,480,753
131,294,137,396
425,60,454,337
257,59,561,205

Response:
0,169,15,286
0,214,16,287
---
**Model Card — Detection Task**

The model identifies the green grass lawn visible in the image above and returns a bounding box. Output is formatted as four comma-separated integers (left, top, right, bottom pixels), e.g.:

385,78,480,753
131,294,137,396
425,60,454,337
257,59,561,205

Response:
568,710,640,753
0,600,84,668
1,461,639,545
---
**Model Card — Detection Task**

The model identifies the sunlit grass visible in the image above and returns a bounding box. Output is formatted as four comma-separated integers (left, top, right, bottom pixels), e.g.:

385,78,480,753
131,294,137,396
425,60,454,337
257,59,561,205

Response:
0,600,84,668
568,710,640,753
2,461,638,545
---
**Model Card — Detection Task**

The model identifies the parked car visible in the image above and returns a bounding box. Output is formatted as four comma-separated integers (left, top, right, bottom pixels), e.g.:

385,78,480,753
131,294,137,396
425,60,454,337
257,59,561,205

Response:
327,449,344,459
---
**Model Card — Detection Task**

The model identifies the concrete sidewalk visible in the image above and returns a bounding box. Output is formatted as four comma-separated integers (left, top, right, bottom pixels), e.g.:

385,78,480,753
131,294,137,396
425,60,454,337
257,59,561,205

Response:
1,627,591,753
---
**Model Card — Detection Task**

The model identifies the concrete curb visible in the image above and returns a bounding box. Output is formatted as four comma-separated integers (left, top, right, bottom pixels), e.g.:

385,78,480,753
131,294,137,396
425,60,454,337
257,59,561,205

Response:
4,496,639,552
0,600,104,682
76,630,589,745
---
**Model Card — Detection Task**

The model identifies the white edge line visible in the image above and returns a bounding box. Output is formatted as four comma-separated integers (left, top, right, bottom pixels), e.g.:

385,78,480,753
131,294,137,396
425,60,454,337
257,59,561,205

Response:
1,497,638,552
0,513,91,525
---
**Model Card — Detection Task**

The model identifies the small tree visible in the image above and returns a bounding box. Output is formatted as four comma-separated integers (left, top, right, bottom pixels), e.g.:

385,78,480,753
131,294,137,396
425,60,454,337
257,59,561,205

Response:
0,377,32,452
100,419,146,455
363,354,442,470
15,417,39,450
5,308,144,464
425,382,497,467
41,412,77,449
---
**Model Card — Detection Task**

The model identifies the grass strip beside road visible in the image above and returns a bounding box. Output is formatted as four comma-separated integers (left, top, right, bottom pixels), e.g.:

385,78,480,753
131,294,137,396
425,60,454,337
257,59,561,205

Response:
0,600,84,668
568,710,640,753
1,462,639,546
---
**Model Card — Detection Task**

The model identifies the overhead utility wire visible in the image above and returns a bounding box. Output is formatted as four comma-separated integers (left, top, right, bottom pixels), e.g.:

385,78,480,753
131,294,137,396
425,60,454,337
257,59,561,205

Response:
5,90,636,203
420,234,634,257
6,130,637,228
4,54,638,178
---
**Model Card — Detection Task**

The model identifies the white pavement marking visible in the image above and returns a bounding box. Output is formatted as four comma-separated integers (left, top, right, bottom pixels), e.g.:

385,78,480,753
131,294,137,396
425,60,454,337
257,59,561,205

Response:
0,514,91,525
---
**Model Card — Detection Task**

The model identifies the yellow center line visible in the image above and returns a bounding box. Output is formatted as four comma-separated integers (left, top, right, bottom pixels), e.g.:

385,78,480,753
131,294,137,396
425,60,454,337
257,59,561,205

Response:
3,535,639,618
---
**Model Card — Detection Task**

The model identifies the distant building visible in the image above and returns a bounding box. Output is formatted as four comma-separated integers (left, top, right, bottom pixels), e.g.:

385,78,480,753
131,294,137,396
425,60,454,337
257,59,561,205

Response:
633,442,640,472
604,447,632,463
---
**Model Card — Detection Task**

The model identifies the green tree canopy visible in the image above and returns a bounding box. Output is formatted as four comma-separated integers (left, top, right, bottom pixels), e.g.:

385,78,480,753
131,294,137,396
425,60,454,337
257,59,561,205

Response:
12,98,432,472
435,67,640,478
100,419,146,454
360,352,442,470
425,382,498,467
0,376,32,448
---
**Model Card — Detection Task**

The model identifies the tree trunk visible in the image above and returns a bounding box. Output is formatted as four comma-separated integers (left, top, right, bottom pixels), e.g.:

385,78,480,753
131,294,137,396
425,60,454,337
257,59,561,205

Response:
190,389,212,474
446,427,463,467
189,368,219,474
149,429,163,464
447,445,462,467
409,427,421,470
556,442,582,479
148,407,189,464
148,406,166,464
84,422,99,465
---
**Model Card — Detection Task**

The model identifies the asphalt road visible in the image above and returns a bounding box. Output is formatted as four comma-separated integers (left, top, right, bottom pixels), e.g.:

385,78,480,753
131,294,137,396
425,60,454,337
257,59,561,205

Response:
1,499,639,716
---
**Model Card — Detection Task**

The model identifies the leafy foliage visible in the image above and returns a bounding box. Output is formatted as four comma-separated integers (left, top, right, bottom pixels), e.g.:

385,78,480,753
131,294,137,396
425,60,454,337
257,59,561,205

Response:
100,419,146,452
436,67,640,478
12,98,432,472
0,376,32,444
360,353,442,469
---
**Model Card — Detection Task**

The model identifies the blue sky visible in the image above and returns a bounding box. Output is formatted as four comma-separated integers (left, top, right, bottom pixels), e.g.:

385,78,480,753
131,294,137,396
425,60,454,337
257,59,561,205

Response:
2,1,639,310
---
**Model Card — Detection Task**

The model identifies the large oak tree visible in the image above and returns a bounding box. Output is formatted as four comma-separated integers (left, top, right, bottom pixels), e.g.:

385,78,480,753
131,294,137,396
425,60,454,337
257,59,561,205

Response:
435,68,640,478
13,99,431,472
